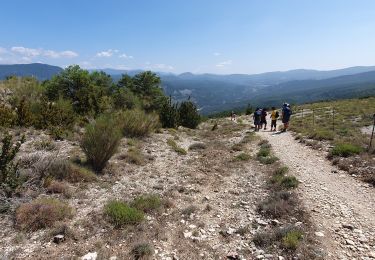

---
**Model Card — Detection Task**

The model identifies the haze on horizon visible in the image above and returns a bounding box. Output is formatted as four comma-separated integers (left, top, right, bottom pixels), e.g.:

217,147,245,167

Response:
1,0,375,75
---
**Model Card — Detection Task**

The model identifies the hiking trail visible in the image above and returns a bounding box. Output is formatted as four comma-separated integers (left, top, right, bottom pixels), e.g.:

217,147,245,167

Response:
257,128,375,259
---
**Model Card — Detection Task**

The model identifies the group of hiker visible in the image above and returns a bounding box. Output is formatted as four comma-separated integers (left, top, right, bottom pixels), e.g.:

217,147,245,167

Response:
253,103,292,132
230,103,292,132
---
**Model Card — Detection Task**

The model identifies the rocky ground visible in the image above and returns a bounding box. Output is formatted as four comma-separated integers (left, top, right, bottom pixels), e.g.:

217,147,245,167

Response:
0,117,374,259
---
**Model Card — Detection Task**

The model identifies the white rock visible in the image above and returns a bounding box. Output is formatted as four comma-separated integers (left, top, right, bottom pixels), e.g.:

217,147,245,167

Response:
346,239,355,246
82,252,97,260
315,232,325,237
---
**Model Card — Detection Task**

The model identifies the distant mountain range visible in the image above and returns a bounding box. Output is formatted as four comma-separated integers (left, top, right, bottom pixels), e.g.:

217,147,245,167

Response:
1,63,375,114
0,63,63,80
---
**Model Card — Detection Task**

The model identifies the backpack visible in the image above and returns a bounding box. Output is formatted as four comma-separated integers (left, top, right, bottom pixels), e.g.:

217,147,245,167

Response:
275,111,279,118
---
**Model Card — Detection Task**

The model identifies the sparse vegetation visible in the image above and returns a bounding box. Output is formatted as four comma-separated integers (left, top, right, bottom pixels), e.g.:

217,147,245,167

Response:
282,229,304,250
234,152,251,161
104,200,144,227
125,147,145,165
130,194,162,213
189,142,207,150
330,143,362,157
167,138,187,155
16,198,73,231
131,243,154,260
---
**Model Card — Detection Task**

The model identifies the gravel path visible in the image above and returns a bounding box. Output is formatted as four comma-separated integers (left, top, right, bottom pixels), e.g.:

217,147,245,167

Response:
258,130,375,260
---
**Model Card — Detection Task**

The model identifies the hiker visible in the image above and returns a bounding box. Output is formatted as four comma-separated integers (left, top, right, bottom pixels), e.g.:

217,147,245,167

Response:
253,108,261,131
281,103,292,132
260,108,267,130
270,106,279,131
230,111,236,121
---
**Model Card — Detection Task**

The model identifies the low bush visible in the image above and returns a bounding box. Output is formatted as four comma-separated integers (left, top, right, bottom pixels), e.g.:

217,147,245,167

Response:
234,153,251,161
331,143,362,157
81,114,122,172
257,147,270,158
167,139,187,155
33,138,56,151
130,195,162,213
281,176,299,189
46,180,69,195
274,166,289,176
125,147,144,165
258,155,279,165
307,129,334,141
231,143,243,151
117,109,159,137
282,230,304,250
253,231,274,247
258,191,297,218
182,205,198,216
104,200,144,227
0,104,16,127
16,198,73,231
47,159,97,183
131,243,154,260
189,142,207,150
0,134,25,196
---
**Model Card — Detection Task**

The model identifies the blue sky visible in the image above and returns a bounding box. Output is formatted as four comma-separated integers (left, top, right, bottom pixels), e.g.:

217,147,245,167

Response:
1,0,375,74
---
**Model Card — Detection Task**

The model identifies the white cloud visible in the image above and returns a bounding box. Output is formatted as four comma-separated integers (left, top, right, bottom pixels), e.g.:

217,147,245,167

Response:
116,64,131,70
10,46,78,59
44,50,78,58
144,62,174,71
96,49,119,57
11,46,41,57
0,47,7,54
155,63,174,70
119,53,133,59
213,52,221,56
216,60,232,67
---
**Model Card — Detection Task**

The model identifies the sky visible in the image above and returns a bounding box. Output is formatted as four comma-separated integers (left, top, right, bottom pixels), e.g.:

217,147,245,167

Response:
1,0,375,74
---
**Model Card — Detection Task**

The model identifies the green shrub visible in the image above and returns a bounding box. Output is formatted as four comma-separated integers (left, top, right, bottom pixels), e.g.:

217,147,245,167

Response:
0,134,25,196
125,147,144,165
231,143,243,151
167,139,187,155
35,98,75,130
159,96,179,128
117,109,159,137
274,166,289,176
131,243,154,260
130,195,162,213
178,99,200,129
281,176,299,189
81,114,122,172
189,142,207,150
253,232,273,247
16,198,73,231
258,191,296,218
104,200,144,227
47,160,97,183
308,129,334,141
234,153,251,161
258,156,279,165
257,147,270,158
0,105,16,127
331,143,362,157
15,98,33,126
282,230,303,250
